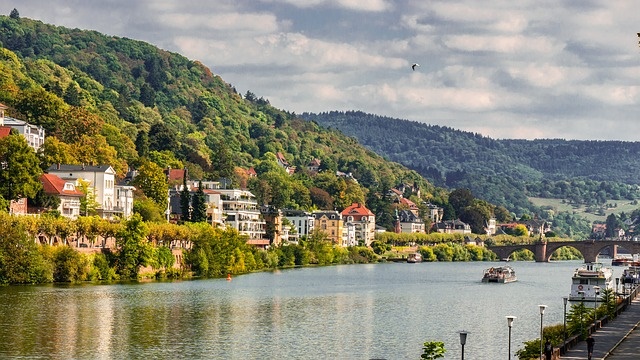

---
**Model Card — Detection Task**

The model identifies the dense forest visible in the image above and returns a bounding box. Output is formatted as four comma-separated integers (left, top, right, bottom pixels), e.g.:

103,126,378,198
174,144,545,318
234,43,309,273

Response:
302,111,640,215
0,14,461,232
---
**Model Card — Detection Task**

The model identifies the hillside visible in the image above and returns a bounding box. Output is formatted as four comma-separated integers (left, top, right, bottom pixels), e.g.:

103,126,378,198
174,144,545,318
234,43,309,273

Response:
302,111,640,215
0,15,459,230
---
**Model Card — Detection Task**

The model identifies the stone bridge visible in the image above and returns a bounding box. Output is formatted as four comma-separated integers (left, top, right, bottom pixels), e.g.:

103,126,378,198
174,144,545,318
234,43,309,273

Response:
486,240,640,263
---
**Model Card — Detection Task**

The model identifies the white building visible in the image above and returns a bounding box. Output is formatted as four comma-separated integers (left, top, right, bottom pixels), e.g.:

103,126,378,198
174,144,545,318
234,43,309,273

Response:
47,164,134,219
283,209,315,241
217,188,266,243
2,117,45,151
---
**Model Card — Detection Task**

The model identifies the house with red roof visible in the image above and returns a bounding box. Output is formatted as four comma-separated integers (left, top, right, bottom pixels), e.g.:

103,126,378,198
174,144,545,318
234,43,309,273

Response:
341,203,376,246
40,173,84,219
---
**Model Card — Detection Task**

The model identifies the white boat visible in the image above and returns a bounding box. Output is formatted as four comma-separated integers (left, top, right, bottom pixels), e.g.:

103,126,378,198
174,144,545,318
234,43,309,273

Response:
482,266,517,283
568,262,613,301
407,253,422,263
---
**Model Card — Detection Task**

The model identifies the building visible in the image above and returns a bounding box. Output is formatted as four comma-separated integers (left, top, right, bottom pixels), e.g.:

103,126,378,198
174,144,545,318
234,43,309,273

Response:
313,210,344,245
398,209,425,233
283,209,315,241
217,188,266,244
434,219,472,234
40,173,84,219
341,203,376,246
47,164,133,219
261,205,283,247
0,103,45,151
425,203,444,223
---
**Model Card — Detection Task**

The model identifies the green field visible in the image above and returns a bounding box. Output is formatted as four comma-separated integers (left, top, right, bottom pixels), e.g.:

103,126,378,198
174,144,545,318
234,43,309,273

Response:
528,197,639,222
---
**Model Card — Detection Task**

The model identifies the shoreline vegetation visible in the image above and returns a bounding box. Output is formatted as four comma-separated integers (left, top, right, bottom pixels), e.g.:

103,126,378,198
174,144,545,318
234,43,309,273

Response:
0,211,584,286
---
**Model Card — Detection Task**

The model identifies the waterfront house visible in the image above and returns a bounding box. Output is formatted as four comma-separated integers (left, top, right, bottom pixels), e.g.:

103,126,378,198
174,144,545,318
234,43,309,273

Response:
434,219,472,234
47,164,131,219
398,209,425,233
283,209,315,243
341,203,376,246
40,173,84,219
313,210,344,245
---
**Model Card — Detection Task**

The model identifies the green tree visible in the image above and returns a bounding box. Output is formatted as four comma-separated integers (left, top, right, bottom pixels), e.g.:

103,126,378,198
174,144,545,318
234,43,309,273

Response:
115,214,153,279
605,213,619,238
77,179,98,216
0,134,43,207
135,131,150,159
9,8,19,19
421,341,445,359
133,198,166,222
191,181,207,222
180,174,191,222
132,160,169,209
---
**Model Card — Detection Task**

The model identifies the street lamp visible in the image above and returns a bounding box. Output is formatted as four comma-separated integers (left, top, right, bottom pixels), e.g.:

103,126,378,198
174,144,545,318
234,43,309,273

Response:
539,304,547,360
616,277,620,298
459,330,468,360
563,296,568,353
506,316,516,360
593,286,600,331
578,291,585,338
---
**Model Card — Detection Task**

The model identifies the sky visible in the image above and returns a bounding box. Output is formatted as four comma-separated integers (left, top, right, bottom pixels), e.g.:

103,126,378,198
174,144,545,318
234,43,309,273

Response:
2,1,640,141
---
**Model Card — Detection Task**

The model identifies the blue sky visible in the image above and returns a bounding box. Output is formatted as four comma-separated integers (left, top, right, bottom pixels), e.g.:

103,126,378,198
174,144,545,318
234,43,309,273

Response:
2,1,640,140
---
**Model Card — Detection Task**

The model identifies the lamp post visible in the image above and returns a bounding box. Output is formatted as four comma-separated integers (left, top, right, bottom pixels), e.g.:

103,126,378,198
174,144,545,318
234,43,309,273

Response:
459,330,468,360
593,286,600,331
578,290,585,338
616,277,620,298
506,316,516,360
563,296,568,353
539,304,547,360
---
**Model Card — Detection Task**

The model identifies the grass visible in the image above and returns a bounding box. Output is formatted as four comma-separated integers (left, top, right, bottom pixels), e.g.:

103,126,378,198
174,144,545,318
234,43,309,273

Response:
528,197,639,222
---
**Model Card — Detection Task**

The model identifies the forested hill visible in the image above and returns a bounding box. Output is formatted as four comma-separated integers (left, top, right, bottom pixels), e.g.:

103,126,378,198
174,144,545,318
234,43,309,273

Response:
0,14,447,226
301,111,640,214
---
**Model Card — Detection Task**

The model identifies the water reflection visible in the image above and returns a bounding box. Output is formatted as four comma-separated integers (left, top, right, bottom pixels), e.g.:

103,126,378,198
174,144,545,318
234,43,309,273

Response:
0,261,620,359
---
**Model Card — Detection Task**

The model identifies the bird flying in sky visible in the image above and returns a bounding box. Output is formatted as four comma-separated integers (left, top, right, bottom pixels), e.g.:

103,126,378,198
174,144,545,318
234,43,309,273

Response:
412,63,420,71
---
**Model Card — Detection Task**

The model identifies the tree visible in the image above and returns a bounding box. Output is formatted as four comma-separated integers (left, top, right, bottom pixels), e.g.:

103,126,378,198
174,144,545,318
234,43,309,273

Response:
148,122,177,152
421,341,445,359
179,174,191,222
135,131,150,159
9,8,19,19
0,134,43,207
76,179,98,216
190,181,207,223
115,214,153,279
605,213,619,238
132,160,169,209
448,188,474,216
63,83,81,106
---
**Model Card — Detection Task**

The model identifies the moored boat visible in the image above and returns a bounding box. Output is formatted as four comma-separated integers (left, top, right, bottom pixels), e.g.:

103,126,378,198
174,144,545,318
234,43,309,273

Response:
568,262,613,301
407,253,422,263
482,266,516,283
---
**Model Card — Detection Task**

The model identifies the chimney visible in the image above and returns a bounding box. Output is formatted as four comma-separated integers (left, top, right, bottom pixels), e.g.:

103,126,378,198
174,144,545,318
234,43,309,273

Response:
56,163,60,170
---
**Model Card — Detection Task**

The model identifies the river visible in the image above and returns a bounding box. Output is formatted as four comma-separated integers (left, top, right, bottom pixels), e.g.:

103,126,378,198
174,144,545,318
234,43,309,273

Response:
0,260,626,359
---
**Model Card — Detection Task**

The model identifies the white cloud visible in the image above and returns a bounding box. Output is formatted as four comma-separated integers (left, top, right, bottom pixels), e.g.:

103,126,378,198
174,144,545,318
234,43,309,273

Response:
261,0,391,12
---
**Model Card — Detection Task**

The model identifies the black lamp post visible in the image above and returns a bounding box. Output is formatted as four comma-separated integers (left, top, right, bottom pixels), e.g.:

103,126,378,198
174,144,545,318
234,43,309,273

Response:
563,296,568,353
539,304,547,360
506,316,516,360
616,277,620,297
578,290,585,337
459,330,468,360
593,286,600,331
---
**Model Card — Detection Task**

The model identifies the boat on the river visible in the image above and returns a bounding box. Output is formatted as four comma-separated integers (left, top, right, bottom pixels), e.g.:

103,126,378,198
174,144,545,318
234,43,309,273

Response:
407,253,422,263
482,266,517,283
568,262,613,301
612,254,640,267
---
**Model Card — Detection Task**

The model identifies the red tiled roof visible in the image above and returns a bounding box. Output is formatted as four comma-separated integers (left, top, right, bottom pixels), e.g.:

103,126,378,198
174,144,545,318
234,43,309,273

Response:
41,174,84,196
0,126,11,139
166,169,186,182
342,203,374,216
246,167,257,177
399,197,418,208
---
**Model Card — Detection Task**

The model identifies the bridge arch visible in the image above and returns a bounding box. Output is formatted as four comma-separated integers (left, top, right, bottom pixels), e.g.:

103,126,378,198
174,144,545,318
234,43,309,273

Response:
488,240,640,263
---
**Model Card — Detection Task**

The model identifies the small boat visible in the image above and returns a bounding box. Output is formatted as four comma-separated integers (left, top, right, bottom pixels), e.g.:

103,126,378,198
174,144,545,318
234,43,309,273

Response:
407,253,422,263
568,262,613,302
482,266,516,283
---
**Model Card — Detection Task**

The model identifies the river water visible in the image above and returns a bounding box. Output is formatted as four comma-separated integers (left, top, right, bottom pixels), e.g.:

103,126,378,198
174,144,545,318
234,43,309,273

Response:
0,260,625,359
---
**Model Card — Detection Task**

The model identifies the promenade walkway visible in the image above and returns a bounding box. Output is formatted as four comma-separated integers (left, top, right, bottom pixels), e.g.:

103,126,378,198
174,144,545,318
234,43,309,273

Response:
561,296,640,360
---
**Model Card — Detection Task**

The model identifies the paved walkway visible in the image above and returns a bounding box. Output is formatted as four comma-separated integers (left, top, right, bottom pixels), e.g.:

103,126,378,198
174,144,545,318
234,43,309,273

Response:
561,297,640,360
